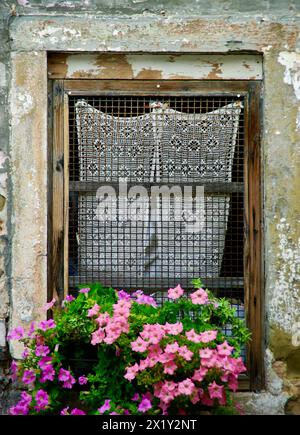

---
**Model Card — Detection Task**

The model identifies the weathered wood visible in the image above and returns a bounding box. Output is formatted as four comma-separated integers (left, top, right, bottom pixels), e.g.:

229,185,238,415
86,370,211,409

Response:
51,80,65,303
64,79,251,96
63,93,70,300
247,82,264,391
48,53,263,81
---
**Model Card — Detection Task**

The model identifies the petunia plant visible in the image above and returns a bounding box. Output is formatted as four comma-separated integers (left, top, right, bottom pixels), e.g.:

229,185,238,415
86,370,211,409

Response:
8,279,251,415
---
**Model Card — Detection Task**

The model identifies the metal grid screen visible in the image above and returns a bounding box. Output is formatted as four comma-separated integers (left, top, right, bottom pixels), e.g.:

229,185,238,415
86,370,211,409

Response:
68,95,245,322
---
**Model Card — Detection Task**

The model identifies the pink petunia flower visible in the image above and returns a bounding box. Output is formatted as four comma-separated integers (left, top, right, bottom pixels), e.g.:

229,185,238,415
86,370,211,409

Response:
95,312,110,327
185,329,202,343
91,328,105,346
22,369,36,385
190,288,209,305
165,342,179,353
87,304,100,317
163,322,183,335
132,393,140,401
124,363,139,381
177,379,195,396
199,348,214,359
78,376,88,385
79,287,90,294
192,367,208,382
22,348,30,359
71,408,86,415
117,290,131,300
199,330,218,343
178,345,193,361
7,326,24,341
217,340,234,356
138,398,152,413
40,364,55,383
163,360,177,375
60,407,70,415
168,284,184,300
38,356,52,370
35,345,50,357
98,399,111,414
39,319,56,331
208,381,224,400
35,389,49,411
131,337,149,353
42,298,56,312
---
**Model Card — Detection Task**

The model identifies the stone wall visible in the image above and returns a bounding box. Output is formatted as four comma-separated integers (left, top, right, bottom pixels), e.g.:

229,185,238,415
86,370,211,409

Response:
0,0,299,415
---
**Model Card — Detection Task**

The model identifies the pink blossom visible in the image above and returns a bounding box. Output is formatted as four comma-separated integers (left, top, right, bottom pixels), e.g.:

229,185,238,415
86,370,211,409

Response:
208,381,224,400
40,364,55,383
124,363,139,381
87,304,100,317
217,340,234,356
148,344,163,358
91,328,105,345
42,298,56,312
135,293,157,308
185,329,202,343
138,398,152,413
201,394,213,407
192,367,208,382
178,345,193,361
22,348,30,358
63,295,75,305
35,389,49,411
7,326,24,340
191,388,203,404
10,390,33,413
63,377,76,389
58,369,76,389
228,374,239,392
60,407,70,415
132,393,139,401
78,376,88,385
163,360,177,375
177,379,195,396
199,348,214,359
22,369,36,385
163,322,183,335
71,408,86,415
95,312,110,327
168,284,184,300
35,345,50,357
140,324,165,343
131,337,149,353
117,290,131,300
159,352,176,364
98,399,111,414
165,342,179,353
190,288,209,305
79,287,90,294
39,319,56,331
38,356,52,370
199,330,218,343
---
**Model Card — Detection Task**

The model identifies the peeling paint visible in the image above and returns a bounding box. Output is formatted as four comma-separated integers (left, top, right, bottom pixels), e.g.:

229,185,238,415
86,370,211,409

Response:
62,53,263,80
278,52,300,99
269,219,300,334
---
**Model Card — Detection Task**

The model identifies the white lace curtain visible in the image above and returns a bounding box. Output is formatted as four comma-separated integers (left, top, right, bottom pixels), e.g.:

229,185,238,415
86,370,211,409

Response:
75,100,242,282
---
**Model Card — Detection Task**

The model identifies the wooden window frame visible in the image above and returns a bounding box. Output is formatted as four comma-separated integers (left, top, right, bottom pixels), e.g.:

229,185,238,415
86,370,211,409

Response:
48,78,263,391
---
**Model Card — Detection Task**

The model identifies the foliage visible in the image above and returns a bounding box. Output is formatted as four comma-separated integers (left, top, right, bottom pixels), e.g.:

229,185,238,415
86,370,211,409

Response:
8,280,250,415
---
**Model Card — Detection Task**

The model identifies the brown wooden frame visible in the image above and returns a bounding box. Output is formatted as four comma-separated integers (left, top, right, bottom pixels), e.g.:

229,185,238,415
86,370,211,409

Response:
48,78,263,391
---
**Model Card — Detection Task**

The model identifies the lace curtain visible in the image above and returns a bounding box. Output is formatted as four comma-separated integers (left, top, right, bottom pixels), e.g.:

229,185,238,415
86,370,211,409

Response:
75,100,241,283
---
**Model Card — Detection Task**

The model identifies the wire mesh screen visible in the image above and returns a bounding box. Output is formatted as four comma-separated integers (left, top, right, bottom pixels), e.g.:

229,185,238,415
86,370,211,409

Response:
68,95,245,326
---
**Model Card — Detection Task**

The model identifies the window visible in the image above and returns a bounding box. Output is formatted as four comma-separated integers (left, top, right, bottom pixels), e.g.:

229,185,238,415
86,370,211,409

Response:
49,78,262,390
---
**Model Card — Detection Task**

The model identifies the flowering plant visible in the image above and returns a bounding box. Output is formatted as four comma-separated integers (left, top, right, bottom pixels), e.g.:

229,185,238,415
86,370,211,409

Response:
8,279,250,415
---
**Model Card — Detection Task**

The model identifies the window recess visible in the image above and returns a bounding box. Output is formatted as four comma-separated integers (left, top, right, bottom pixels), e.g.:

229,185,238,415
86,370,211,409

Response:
50,79,263,391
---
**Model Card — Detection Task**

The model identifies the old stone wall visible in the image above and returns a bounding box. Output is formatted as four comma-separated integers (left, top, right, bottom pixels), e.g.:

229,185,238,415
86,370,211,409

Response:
0,0,299,414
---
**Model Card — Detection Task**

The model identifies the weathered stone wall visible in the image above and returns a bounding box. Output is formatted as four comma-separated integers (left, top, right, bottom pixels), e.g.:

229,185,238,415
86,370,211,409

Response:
0,0,299,415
